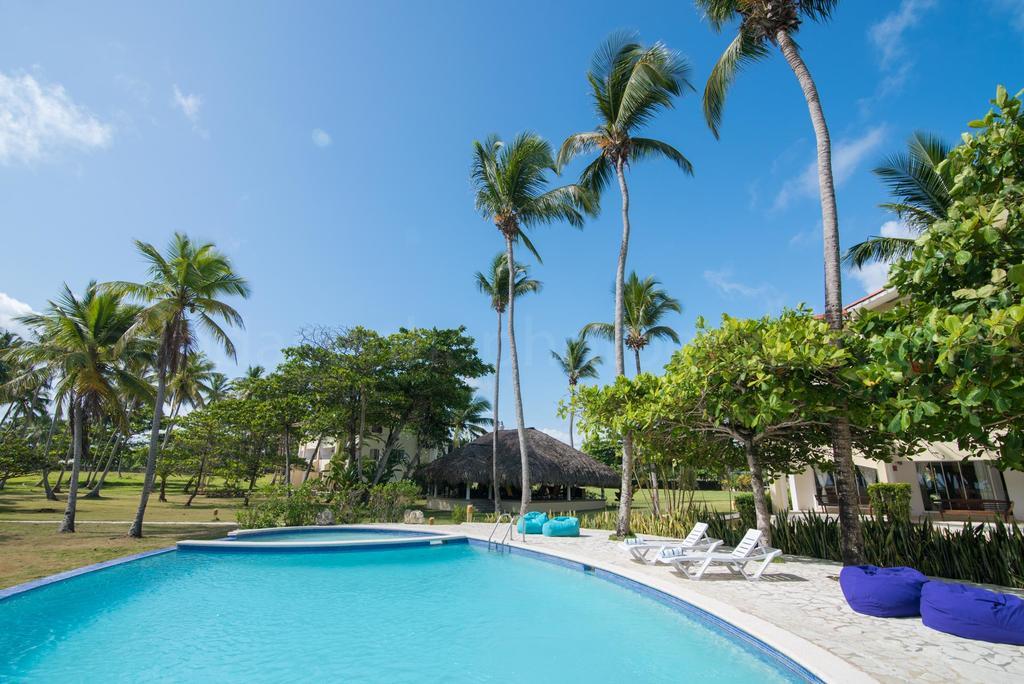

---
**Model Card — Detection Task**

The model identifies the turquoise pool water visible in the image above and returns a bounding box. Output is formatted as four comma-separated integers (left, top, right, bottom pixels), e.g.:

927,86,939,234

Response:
230,527,437,542
0,543,807,682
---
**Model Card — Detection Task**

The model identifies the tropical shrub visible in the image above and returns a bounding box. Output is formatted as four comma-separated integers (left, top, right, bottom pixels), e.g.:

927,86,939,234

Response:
866,483,912,522
734,491,772,529
451,505,467,524
366,480,420,523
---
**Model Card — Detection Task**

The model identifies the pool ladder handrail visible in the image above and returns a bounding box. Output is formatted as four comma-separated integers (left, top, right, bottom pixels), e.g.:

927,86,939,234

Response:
487,513,521,552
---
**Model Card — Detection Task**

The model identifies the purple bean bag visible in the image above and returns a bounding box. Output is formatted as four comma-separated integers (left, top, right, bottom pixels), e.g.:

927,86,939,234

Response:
921,581,1024,645
839,565,928,617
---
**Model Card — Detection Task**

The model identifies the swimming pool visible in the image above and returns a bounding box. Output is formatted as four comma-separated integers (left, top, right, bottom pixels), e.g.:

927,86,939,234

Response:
0,541,814,682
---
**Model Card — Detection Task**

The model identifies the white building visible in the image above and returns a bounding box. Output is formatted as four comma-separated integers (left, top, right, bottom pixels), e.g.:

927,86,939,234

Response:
769,288,1023,522
294,428,440,484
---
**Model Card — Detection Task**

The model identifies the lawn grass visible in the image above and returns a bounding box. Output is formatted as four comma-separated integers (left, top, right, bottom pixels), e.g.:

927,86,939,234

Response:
0,474,250,589
586,487,736,513
0,473,253,524
0,522,225,589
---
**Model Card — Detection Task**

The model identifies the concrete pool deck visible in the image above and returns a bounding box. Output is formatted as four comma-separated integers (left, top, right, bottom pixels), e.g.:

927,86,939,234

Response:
369,522,1023,683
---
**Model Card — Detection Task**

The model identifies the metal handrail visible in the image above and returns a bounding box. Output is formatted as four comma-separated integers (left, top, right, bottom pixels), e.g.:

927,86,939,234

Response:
487,513,514,552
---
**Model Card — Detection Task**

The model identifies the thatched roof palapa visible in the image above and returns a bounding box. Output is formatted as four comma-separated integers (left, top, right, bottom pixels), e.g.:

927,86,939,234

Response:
418,428,619,488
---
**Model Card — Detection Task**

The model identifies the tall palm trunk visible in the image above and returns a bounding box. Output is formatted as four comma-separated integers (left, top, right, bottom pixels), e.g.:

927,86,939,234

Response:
59,403,82,533
492,308,503,514
504,235,531,516
632,347,660,516
567,384,575,450
129,354,168,538
613,156,635,537
777,30,864,565
83,434,123,499
40,407,60,501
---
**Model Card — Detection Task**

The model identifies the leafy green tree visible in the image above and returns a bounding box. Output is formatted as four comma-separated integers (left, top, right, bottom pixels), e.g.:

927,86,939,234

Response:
470,132,593,515
583,272,681,375
859,86,1024,470
844,132,953,269
550,334,602,449
0,431,47,488
696,0,868,563
108,233,250,538
558,32,691,535
367,327,490,485
475,253,541,512
13,284,151,532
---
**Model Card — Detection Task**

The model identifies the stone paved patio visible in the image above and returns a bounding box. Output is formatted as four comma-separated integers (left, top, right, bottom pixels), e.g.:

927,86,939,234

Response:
378,522,1024,683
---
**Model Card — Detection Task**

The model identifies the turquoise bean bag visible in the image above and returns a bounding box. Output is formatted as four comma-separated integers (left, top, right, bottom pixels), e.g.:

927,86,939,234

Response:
517,512,548,534
542,516,580,537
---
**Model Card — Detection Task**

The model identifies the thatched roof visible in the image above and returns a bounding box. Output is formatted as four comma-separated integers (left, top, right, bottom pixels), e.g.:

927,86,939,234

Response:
418,428,619,488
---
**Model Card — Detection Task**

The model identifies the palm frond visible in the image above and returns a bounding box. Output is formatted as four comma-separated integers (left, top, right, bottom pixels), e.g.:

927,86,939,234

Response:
702,28,768,138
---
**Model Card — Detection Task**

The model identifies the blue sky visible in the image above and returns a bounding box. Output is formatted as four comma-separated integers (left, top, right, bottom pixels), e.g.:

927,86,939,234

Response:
1,1,1022,444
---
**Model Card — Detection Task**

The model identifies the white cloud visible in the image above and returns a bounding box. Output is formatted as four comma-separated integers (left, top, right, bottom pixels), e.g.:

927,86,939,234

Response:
0,292,35,338
172,85,202,125
311,128,331,148
858,0,936,112
0,71,112,165
773,127,887,210
870,0,936,69
704,269,785,312
848,220,916,293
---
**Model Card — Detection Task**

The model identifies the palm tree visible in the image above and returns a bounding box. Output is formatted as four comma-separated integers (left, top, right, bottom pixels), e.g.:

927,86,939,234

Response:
549,335,602,449
558,32,692,537
474,253,542,512
108,233,250,538
205,372,231,403
843,132,952,268
162,351,215,447
12,284,150,532
697,0,867,564
232,365,265,399
470,132,594,516
583,272,681,375
450,394,493,449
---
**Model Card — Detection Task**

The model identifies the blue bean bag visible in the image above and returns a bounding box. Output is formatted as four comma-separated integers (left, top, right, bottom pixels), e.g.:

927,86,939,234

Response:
542,516,580,537
517,512,548,534
839,565,928,617
921,581,1024,645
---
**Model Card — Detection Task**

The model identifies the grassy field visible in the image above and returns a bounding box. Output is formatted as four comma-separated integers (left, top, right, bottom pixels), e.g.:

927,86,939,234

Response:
0,522,226,589
0,473,253,524
588,486,736,513
0,473,249,588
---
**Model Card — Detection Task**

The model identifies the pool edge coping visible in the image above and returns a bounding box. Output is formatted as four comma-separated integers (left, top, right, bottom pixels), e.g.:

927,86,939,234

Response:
0,546,176,601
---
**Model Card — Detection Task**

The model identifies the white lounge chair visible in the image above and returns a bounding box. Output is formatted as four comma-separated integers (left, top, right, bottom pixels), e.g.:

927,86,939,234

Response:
663,529,782,581
618,522,723,565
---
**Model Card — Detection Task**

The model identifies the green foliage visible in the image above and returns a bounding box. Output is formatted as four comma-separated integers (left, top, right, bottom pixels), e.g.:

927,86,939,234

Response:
734,491,772,529
859,86,1024,469
236,481,370,529
866,483,912,523
450,505,466,525
366,481,420,523
0,433,46,484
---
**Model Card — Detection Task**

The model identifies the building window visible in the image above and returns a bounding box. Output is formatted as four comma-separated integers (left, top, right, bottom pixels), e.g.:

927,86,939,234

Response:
915,461,1007,510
